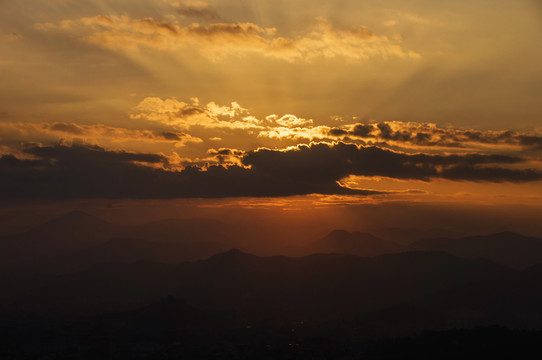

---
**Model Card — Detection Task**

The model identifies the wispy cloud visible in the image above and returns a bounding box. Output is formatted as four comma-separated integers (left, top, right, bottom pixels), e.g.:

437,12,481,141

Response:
36,15,420,62
131,97,542,155
132,97,263,130
326,121,542,151
0,121,202,147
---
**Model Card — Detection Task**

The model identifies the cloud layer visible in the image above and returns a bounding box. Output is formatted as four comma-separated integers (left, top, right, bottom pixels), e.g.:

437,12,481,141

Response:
0,121,202,147
36,15,419,62
131,97,542,153
1,142,540,199
243,142,540,183
0,143,369,199
327,122,542,150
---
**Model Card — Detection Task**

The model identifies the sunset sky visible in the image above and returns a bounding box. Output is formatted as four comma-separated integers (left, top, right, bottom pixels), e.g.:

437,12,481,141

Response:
1,0,542,232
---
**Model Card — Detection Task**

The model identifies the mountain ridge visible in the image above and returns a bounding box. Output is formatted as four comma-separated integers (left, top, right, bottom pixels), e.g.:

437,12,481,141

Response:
409,232,542,268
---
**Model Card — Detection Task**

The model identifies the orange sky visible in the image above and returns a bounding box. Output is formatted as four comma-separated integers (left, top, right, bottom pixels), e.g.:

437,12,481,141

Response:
0,0,541,215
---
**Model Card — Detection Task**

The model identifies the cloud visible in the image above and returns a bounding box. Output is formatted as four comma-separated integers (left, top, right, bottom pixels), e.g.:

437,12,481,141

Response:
2,32,24,41
36,16,419,63
0,121,202,147
253,118,542,153
1,142,539,200
135,97,542,152
132,97,262,130
175,3,224,22
257,126,331,141
242,142,542,183
0,155,50,170
132,97,316,131
326,121,542,150
0,143,371,199
440,166,542,183
267,114,313,128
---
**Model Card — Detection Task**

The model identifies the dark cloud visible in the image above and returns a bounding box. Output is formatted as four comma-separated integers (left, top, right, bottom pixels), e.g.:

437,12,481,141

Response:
377,123,393,139
351,124,374,137
0,155,50,170
205,148,246,165
26,143,166,165
329,128,348,137
49,122,86,135
441,166,542,183
208,148,244,156
328,122,542,149
519,135,542,150
186,22,267,36
0,142,540,200
176,106,205,117
160,131,185,141
0,143,368,199
243,142,540,183
133,17,179,34
177,6,224,22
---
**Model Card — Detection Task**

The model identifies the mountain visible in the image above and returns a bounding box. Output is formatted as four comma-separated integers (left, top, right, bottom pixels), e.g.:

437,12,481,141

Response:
48,237,227,273
120,218,232,245
0,211,119,267
25,210,113,238
368,227,468,245
4,250,512,319
409,232,542,268
305,229,402,256
360,258,542,334
0,211,234,269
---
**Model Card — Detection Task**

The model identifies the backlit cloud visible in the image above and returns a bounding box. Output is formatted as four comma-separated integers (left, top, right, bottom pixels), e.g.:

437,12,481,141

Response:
0,143,369,199
130,97,542,157
326,121,542,150
0,121,202,147
242,142,541,184
36,15,419,63
132,97,263,130
1,141,540,200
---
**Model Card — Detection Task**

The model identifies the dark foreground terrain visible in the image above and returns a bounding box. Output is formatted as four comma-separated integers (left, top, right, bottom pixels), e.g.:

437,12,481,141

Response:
3,212,542,358
3,247,542,359
2,316,542,360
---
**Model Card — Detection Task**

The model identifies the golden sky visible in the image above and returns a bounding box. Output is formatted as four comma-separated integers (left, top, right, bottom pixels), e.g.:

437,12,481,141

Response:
1,0,541,204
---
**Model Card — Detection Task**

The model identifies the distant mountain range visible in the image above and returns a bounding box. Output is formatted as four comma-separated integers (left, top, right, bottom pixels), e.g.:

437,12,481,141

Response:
3,246,542,335
300,229,542,270
2,249,511,318
2,211,542,272
368,227,468,245
2,211,542,357
0,210,231,269
409,232,542,268
1,234,542,344
302,229,402,257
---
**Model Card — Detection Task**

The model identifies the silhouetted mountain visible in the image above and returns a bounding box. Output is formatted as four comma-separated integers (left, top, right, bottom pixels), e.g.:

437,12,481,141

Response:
409,232,542,268
47,237,228,273
121,218,232,245
0,211,119,267
28,210,112,236
5,260,178,315
4,250,512,319
305,229,402,256
5,248,542,358
355,255,542,334
369,227,468,245
0,211,234,269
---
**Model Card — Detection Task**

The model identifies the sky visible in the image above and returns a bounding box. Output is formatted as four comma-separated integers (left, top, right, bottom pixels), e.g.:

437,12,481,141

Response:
1,0,542,234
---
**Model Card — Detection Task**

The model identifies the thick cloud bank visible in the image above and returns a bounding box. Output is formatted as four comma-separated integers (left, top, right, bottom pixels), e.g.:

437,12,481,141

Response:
1,142,540,199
